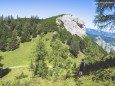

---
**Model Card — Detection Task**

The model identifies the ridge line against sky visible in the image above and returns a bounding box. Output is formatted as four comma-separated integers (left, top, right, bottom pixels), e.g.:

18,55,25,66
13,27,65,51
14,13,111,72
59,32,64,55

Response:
0,0,97,29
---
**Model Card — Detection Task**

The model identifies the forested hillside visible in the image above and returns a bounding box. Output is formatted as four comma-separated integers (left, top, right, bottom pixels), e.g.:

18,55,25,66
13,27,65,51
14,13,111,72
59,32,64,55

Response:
0,15,115,86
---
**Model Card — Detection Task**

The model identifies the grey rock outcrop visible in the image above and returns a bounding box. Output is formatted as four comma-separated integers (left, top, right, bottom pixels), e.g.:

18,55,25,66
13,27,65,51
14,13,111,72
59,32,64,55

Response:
56,15,86,37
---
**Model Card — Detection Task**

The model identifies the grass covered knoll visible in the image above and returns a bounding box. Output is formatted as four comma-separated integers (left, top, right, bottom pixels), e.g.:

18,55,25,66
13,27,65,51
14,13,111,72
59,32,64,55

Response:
0,33,53,84
0,36,38,67
0,32,85,86
0,32,53,68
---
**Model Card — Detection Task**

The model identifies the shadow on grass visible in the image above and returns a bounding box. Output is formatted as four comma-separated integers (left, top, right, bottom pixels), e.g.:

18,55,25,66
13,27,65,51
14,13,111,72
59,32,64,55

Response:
84,56,115,75
0,68,11,78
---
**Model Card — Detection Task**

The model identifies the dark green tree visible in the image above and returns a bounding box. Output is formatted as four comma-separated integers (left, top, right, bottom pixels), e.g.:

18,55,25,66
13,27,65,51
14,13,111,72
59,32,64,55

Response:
7,30,19,50
49,39,70,79
21,25,31,43
15,23,22,36
94,0,115,30
68,35,81,57
50,39,69,67
31,24,37,38
58,28,72,44
34,39,48,78
0,27,9,51
0,15,40,51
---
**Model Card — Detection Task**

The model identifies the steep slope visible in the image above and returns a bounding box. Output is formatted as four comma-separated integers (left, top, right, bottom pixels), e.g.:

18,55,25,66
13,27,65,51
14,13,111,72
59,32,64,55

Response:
55,15,106,62
0,14,107,67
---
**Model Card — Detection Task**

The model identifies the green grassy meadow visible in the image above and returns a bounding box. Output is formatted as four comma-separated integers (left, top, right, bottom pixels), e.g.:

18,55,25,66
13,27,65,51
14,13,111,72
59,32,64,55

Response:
0,33,53,67
0,32,115,86
0,32,85,85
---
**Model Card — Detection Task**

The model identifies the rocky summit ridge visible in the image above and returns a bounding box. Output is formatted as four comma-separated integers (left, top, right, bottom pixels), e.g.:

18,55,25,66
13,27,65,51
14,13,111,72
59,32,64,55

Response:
56,14,86,37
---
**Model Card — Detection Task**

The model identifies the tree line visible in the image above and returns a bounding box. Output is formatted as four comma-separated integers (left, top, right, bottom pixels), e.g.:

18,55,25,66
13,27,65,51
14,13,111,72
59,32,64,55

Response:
0,15,39,51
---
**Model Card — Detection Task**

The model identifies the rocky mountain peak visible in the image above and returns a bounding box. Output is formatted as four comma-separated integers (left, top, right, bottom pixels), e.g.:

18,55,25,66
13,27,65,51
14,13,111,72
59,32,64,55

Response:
56,14,86,37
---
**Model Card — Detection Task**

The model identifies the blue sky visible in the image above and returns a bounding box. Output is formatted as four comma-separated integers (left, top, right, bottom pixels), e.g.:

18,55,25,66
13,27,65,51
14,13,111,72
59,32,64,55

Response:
0,0,97,28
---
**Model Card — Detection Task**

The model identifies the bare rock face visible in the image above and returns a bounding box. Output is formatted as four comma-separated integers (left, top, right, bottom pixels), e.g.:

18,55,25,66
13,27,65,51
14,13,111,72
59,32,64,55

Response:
96,36,115,52
56,15,86,37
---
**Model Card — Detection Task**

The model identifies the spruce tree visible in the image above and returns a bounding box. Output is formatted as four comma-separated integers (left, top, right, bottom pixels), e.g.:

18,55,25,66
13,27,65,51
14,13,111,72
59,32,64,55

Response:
11,30,19,50
94,0,115,30
69,35,81,57
32,24,37,38
34,39,48,78
0,28,8,51
50,39,69,79
21,26,31,43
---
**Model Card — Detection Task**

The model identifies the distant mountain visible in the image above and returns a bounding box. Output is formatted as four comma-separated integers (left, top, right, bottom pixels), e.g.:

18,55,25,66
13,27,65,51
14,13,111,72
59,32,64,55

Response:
86,28,115,52
86,28,115,38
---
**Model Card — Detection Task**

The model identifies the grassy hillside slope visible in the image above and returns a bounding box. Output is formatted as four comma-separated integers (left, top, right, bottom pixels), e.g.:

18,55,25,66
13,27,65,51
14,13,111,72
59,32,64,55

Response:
0,32,86,85
0,15,115,86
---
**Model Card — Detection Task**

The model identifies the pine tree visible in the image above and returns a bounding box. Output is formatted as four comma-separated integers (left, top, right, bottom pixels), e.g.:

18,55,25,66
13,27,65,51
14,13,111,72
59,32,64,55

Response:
33,39,48,78
0,27,8,51
50,39,69,67
69,35,81,57
6,30,19,50
94,0,115,30
32,24,37,38
50,39,69,79
11,30,19,50
21,25,31,43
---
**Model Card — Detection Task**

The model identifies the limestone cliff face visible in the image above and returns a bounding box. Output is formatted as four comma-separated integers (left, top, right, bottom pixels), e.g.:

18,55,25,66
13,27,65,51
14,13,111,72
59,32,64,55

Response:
95,37,115,52
56,15,86,37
